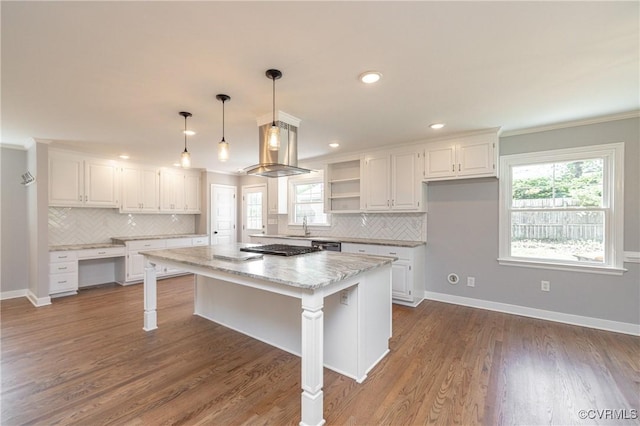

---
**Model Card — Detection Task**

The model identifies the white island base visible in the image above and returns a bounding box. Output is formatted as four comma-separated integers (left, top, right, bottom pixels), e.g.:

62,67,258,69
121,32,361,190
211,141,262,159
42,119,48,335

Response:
142,249,392,426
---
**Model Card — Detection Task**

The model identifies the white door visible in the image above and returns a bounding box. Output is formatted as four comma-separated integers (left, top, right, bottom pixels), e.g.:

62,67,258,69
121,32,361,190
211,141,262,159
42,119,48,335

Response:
364,154,390,211
241,184,267,243
391,151,420,210
210,184,237,244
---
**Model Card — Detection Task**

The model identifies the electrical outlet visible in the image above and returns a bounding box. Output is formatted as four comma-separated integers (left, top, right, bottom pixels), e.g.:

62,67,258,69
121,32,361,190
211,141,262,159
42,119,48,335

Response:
467,276,475,287
541,280,550,292
340,290,349,305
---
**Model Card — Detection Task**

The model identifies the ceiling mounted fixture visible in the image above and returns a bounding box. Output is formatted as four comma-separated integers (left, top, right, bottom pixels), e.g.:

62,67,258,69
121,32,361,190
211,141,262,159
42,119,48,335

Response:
430,123,445,130
359,71,382,84
244,68,311,178
179,111,192,168
266,69,282,151
119,154,130,160
216,94,230,162
329,142,340,148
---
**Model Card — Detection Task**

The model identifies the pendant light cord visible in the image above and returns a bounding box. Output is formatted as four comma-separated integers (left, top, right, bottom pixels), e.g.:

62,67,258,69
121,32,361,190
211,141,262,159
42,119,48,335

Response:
222,100,226,142
184,115,188,151
272,76,276,126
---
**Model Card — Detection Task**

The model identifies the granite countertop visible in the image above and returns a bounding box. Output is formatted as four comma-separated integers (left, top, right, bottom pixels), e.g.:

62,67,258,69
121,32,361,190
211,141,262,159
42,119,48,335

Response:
141,243,394,290
50,243,125,252
111,234,208,244
250,234,425,248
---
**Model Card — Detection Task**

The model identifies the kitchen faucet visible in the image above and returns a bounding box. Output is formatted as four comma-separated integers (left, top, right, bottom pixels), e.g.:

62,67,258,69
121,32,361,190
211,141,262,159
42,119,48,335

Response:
303,216,310,237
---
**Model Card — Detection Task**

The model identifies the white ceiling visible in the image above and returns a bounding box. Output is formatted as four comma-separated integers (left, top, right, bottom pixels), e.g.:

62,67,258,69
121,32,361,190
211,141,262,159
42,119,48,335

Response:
2,1,638,173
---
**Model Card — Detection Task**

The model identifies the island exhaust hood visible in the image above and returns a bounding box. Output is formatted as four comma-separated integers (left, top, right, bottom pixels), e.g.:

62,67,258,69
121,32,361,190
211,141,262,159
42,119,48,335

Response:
244,111,311,178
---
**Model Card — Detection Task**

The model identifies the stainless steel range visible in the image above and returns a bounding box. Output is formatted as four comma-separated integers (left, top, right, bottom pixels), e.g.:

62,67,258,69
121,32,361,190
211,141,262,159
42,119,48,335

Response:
240,244,321,256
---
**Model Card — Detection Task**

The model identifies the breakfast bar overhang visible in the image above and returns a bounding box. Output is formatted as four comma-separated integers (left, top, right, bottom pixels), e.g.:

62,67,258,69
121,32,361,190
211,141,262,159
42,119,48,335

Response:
141,244,394,426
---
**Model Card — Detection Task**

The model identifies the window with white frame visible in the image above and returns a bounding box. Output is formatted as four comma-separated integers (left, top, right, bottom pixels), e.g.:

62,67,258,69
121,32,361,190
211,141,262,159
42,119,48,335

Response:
498,142,624,274
288,175,329,226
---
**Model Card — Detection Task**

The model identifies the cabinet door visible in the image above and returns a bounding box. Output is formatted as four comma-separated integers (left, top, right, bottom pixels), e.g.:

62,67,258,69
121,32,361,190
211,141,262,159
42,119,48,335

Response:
120,167,142,212
85,158,119,207
424,144,456,180
364,155,390,211
128,251,146,281
160,170,180,211
391,151,421,210
140,168,160,212
184,172,201,213
391,260,413,302
457,138,495,177
49,153,84,206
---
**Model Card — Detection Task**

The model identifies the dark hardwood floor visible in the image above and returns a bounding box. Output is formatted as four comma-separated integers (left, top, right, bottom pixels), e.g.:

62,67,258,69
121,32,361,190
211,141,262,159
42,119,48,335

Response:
2,276,638,425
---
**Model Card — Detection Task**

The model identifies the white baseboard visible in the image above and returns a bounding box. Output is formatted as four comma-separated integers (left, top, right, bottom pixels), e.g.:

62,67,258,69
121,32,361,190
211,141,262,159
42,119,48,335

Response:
424,291,640,336
0,289,29,300
26,290,51,307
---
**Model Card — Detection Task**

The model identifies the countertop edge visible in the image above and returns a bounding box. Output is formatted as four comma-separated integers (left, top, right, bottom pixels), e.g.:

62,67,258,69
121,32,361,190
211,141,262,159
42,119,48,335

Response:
250,234,425,248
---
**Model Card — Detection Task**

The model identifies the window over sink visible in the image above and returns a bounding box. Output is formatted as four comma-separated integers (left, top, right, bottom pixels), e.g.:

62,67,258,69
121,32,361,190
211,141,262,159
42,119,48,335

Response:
288,174,330,226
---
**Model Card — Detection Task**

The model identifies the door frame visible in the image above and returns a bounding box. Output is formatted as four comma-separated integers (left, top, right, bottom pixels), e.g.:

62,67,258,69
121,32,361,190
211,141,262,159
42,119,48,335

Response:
210,184,237,244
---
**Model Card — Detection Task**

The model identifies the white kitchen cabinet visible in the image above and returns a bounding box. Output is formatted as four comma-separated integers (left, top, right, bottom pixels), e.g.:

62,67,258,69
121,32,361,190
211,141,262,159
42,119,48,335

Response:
363,149,425,212
49,151,120,208
160,169,201,213
267,177,288,215
343,243,425,306
325,159,362,213
120,165,160,213
49,251,79,296
424,130,499,181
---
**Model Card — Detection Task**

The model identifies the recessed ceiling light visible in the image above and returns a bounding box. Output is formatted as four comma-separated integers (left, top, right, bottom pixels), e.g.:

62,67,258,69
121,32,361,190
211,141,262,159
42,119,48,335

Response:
329,142,340,148
183,130,196,136
430,123,445,130
359,71,382,84
119,154,130,160
173,163,181,167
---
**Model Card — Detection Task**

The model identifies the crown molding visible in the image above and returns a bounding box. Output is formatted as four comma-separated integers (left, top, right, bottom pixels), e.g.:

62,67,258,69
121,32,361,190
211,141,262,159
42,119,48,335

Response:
501,110,640,137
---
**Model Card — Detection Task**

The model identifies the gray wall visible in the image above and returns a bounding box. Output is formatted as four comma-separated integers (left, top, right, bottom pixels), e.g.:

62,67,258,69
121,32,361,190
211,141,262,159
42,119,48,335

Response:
0,147,29,293
425,117,639,325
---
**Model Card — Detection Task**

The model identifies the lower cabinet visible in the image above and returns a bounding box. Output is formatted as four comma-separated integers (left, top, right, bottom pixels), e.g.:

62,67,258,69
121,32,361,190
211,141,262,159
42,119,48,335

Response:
342,243,425,306
49,251,79,296
118,236,209,284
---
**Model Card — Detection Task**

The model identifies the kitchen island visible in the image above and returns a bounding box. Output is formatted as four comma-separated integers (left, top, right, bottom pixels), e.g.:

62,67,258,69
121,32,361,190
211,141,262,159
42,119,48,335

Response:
141,243,394,426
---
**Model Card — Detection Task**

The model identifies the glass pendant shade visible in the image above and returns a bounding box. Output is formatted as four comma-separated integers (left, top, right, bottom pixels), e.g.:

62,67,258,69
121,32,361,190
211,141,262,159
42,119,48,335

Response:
218,140,229,162
268,123,280,151
180,149,191,168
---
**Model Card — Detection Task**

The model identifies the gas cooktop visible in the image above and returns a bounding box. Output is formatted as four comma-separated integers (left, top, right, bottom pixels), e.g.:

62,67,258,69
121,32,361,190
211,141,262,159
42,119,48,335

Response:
240,244,321,256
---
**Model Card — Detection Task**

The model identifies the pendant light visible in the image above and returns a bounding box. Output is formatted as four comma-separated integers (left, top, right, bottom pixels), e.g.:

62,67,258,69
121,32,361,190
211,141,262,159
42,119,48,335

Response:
265,69,282,151
216,94,230,162
179,111,192,168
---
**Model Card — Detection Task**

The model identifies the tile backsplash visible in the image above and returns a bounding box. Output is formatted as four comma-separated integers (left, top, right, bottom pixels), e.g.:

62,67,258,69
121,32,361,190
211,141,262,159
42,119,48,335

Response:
278,212,427,242
49,208,196,245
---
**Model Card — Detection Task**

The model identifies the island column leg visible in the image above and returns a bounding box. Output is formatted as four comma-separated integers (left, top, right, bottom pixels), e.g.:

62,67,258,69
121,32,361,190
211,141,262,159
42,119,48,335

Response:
143,259,158,331
300,292,325,426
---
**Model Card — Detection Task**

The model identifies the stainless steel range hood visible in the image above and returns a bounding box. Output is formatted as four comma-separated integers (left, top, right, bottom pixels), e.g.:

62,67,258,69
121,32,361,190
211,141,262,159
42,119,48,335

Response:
244,111,311,178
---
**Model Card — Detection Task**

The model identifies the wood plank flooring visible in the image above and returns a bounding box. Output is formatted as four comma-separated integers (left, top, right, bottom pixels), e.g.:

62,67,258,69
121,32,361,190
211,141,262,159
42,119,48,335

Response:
2,276,638,425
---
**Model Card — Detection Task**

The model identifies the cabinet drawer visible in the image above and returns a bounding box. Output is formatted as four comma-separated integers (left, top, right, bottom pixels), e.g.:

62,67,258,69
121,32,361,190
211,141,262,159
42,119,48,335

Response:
49,261,78,274
192,237,209,246
128,239,166,251
49,251,78,262
165,237,193,248
77,246,125,259
342,243,378,255
49,272,78,293
378,246,414,260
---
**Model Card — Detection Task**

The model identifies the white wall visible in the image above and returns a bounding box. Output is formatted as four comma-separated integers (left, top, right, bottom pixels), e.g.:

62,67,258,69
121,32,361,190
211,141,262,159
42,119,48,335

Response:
0,147,29,294
424,118,639,330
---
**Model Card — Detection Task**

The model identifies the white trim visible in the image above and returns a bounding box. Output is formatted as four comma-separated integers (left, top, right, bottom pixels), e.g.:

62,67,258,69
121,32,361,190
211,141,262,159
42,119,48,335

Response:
0,289,29,300
424,291,640,336
501,110,640,137
624,251,640,263
497,258,626,275
26,290,51,307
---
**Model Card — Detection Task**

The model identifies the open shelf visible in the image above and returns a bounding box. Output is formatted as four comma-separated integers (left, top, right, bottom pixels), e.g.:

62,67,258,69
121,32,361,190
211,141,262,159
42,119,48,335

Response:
326,159,362,213
329,193,360,199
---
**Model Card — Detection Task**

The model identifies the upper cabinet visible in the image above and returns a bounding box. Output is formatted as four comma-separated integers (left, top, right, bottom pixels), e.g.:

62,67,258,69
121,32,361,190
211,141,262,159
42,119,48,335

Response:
424,130,499,181
267,176,288,215
325,158,362,213
120,165,160,213
49,151,120,208
160,169,201,214
362,148,426,212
